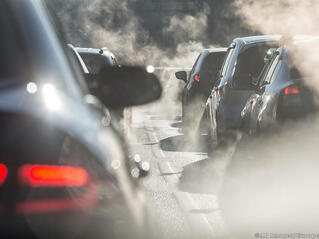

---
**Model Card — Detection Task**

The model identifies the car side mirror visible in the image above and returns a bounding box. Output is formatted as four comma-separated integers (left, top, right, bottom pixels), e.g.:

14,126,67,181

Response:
175,71,187,83
90,66,162,108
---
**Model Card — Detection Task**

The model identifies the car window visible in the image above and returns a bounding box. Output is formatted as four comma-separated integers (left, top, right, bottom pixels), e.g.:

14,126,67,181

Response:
80,54,113,74
201,54,217,73
263,54,280,85
200,52,226,87
234,45,269,78
190,54,201,76
221,47,234,78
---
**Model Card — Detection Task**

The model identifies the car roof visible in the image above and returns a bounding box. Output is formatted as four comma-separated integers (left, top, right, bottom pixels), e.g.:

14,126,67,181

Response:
233,35,282,45
203,48,228,54
76,47,115,58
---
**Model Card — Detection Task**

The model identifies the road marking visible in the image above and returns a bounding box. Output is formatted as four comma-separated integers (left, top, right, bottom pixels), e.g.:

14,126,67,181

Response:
151,132,166,158
159,161,215,236
166,161,181,182
151,132,158,143
145,121,168,159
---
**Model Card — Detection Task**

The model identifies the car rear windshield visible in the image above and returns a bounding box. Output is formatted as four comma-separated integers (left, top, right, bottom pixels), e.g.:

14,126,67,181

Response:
0,2,28,87
80,54,113,74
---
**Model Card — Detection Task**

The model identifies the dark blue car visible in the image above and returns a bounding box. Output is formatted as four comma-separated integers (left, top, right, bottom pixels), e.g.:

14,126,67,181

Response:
206,35,281,143
241,37,319,135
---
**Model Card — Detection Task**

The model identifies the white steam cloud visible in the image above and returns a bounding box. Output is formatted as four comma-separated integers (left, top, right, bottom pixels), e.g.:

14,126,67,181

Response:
216,1,319,238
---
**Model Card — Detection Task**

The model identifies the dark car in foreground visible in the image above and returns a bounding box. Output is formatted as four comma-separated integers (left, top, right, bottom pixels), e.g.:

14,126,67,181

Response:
206,35,281,143
0,0,161,238
175,48,227,136
241,38,319,135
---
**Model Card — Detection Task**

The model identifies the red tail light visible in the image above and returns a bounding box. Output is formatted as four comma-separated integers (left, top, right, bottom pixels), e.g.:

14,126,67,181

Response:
284,85,299,95
194,74,200,82
18,165,88,187
0,164,7,185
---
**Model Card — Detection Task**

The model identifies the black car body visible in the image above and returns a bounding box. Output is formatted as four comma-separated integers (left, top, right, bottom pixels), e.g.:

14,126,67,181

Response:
206,36,281,142
175,48,227,135
0,0,161,238
241,40,318,135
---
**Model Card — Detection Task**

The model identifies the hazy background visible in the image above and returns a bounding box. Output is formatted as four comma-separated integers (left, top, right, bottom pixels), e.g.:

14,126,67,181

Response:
49,0,255,66
49,1,319,238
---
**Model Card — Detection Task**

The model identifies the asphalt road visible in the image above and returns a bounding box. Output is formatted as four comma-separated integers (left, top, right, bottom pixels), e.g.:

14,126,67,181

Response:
128,69,319,239
129,69,228,239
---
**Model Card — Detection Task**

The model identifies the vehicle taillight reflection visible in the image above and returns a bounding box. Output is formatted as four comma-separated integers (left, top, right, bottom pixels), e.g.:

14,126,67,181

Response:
0,164,7,185
194,74,200,82
18,165,88,187
284,85,299,95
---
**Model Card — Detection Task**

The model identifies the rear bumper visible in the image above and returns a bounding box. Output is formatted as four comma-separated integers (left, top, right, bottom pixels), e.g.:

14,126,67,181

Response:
0,210,96,238
0,184,143,239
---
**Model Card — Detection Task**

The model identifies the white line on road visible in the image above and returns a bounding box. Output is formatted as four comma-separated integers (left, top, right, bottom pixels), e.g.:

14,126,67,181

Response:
151,132,166,158
166,162,215,235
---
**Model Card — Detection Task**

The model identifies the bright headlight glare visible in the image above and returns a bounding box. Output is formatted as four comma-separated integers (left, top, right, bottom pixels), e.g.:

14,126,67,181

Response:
26,82,38,94
42,84,61,110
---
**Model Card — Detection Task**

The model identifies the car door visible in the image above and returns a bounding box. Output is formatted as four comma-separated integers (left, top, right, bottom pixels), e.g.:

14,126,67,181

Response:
218,44,270,130
182,53,201,118
207,47,235,138
253,51,282,132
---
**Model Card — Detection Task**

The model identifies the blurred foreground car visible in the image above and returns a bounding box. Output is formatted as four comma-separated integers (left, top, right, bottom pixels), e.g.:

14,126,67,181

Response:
241,38,319,135
206,36,280,143
175,48,227,136
0,0,161,238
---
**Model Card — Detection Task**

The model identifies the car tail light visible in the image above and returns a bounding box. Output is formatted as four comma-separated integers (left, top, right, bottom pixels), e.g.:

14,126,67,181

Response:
194,74,200,82
284,85,299,95
18,165,88,187
0,164,7,186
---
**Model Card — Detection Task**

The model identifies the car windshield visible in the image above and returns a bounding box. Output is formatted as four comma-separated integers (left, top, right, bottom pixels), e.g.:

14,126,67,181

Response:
80,54,113,74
